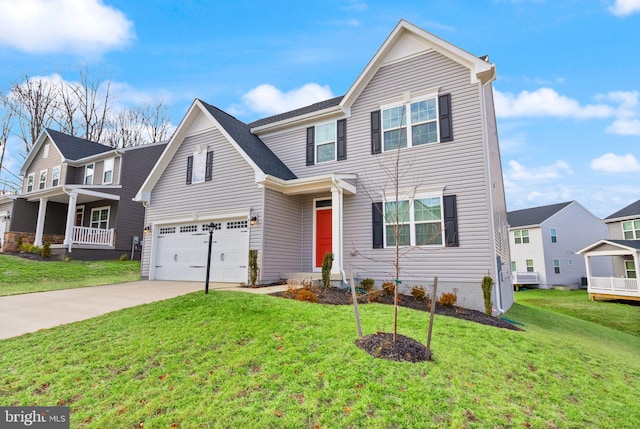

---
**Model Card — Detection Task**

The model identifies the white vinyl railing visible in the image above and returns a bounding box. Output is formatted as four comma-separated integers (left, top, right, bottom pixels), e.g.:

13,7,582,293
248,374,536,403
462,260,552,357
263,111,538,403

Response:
512,272,539,285
588,276,640,297
72,226,114,246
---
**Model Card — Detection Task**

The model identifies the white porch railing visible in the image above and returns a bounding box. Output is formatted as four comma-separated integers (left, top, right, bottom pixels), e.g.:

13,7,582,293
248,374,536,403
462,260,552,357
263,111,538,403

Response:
72,226,114,246
512,272,539,285
588,276,640,298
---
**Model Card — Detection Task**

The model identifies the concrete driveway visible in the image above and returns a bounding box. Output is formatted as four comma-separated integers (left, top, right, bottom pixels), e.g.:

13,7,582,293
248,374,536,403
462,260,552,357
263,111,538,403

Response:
0,280,288,340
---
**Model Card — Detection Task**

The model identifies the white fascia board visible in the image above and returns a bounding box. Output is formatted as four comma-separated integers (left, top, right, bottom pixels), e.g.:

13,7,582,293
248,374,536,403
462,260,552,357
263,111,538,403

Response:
577,239,638,255
260,173,357,195
20,130,50,176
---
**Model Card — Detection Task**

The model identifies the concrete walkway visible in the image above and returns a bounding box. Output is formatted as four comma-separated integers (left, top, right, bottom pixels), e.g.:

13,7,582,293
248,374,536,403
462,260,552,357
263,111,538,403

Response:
0,280,288,340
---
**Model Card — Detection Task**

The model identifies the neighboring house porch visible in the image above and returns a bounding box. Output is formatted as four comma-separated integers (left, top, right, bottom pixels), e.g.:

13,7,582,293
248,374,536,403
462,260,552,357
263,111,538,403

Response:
578,239,640,301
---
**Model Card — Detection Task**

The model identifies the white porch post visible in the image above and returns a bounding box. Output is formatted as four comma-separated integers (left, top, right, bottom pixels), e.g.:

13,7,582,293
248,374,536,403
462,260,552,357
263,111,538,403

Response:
34,197,48,246
331,185,342,275
583,254,592,293
64,192,78,252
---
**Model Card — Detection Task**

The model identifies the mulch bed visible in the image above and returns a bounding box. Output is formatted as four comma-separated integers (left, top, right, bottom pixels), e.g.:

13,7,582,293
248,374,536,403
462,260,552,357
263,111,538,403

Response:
271,286,522,363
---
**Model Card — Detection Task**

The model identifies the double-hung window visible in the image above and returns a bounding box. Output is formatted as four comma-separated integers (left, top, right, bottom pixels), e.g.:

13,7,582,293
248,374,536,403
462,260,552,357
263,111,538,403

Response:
186,148,213,185
52,166,60,187
622,220,640,240
84,163,95,185
90,207,110,229
382,96,438,151
39,170,47,190
384,194,443,247
526,259,534,272
625,261,637,279
550,228,557,243
553,259,560,274
103,158,114,184
315,122,336,163
514,229,529,244
27,173,35,192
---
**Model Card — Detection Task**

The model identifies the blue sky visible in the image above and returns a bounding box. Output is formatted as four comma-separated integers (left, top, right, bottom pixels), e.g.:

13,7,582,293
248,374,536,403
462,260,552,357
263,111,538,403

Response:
1,0,639,217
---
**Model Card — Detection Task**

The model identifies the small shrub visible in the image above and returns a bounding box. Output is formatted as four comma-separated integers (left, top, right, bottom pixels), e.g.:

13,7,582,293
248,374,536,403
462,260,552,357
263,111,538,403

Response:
119,253,129,261
382,281,396,296
367,289,384,303
294,287,318,303
41,241,52,258
481,275,494,316
439,290,458,307
321,252,333,287
360,278,375,291
411,285,426,300
17,235,23,248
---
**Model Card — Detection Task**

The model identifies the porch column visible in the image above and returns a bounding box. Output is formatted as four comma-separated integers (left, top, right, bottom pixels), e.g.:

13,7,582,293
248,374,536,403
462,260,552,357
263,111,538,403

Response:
64,192,78,252
331,185,342,275
34,197,48,246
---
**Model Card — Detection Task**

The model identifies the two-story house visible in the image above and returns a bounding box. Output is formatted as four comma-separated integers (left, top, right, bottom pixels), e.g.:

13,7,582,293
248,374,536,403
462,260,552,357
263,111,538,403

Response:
135,20,514,313
3,128,166,260
579,199,640,301
508,201,612,289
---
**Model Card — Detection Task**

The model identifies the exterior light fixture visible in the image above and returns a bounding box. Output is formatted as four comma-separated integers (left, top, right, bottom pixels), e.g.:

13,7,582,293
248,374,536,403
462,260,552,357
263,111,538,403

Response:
205,221,215,294
143,225,151,232
250,215,258,226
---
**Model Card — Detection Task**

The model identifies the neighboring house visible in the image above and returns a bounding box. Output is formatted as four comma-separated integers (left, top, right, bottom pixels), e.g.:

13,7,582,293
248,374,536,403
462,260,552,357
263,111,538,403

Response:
507,201,612,289
135,20,514,313
3,128,166,260
578,199,640,301
0,195,14,251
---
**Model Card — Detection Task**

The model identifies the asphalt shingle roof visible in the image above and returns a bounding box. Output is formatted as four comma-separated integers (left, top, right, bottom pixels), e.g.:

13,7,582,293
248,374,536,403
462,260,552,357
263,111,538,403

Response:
199,100,297,180
46,128,113,160
605,199,640,220
507,201,573,228
248,96,344,129
607,239,640,250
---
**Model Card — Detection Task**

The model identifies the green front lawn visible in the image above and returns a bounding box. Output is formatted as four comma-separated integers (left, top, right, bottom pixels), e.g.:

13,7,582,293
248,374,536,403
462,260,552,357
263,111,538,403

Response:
0,254,140,296
516,289,640,337
1,290,638,428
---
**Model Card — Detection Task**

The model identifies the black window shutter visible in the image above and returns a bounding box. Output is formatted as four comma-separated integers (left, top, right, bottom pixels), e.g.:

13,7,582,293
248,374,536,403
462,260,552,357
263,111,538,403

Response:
443,194,459,247
306,127,315,165
439,94,453,142
337,119,347,161
372,202,384,248
371,110,381,154
205,151,213,181
186,155,193,185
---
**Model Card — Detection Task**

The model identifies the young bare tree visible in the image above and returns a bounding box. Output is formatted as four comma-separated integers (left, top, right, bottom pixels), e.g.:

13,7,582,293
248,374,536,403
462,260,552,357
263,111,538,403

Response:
0,93,15,191
141,101,171,143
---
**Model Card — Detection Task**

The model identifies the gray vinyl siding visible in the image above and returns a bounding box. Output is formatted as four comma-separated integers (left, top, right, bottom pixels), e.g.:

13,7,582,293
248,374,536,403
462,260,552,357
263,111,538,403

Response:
7,199,38,233
259,51,496,310
142,129,263,276
22,139,65,193
540,203,611,287
262,188,303,281
607,221,627,240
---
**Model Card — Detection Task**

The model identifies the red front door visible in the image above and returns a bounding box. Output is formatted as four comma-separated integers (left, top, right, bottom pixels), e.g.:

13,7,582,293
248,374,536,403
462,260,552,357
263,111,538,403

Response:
316,209,332,267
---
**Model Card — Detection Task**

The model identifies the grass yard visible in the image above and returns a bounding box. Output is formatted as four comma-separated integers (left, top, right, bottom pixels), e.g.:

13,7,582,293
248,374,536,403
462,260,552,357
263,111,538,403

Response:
0,254,140,296
515,289,640,337
1,291,638,428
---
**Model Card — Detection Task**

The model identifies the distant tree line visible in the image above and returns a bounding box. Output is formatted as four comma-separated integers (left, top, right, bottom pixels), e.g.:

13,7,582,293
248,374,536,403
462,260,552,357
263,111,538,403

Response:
0,66,172,192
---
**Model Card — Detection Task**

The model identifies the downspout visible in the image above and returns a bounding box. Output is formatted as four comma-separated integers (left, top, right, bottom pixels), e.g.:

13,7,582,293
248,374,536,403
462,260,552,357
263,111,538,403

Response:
331,176,348,286
480,79,505,315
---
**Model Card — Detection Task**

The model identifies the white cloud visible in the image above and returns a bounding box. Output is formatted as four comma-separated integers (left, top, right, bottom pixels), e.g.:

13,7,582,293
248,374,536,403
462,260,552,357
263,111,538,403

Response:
0,0,134,55
590,153,640,173
494,88,614,119
606,119,640,136
609,0,640,16
242,83,334,116
506,160,573,181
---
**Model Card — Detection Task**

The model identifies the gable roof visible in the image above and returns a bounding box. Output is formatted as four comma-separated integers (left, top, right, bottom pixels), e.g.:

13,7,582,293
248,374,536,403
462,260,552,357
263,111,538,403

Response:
199,100,296,180
248,96,344,129
507,201,573,228
578,238,640,254
20,128,115,175
604,199,640,221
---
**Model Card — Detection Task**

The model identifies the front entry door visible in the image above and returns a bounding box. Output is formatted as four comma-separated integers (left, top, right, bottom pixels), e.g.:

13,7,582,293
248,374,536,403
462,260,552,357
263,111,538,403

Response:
315,208,332,268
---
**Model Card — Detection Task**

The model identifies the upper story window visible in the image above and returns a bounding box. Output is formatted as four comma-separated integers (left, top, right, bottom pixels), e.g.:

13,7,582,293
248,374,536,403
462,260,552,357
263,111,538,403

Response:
27,173,35,192
550,228,557,243
186,148,213,185
384,194,443,247
52,166,60,187
622,219,640,239
103,158,114,184
39,169,47,190
84,163,95,185
514,229,529,244
371,92,452,155
553,259,560,274
306,119,347,165
43,144,50,159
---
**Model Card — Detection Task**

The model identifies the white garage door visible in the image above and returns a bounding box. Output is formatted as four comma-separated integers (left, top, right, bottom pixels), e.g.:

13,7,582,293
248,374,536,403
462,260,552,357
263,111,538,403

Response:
154,219,249,283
